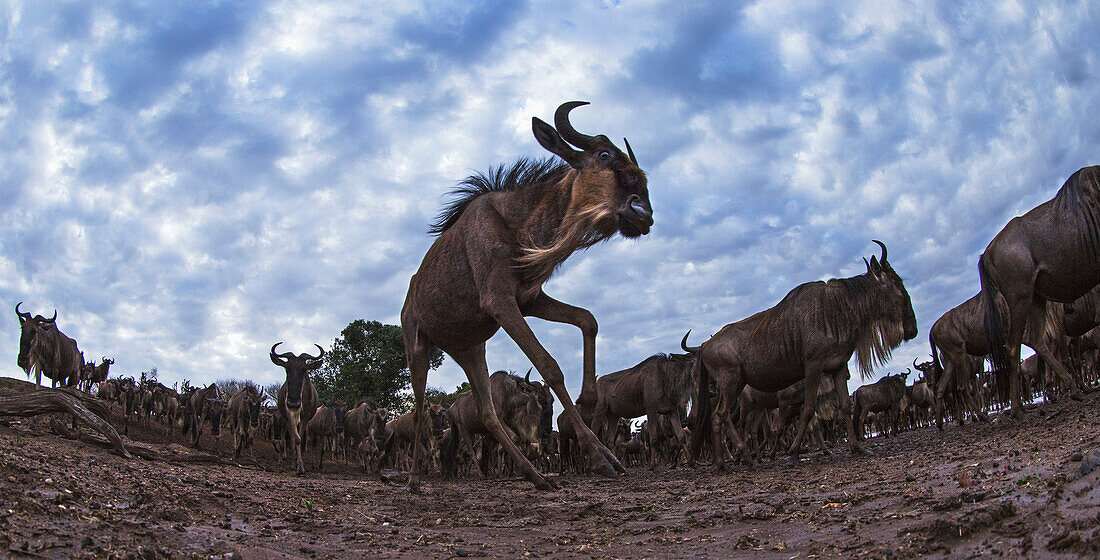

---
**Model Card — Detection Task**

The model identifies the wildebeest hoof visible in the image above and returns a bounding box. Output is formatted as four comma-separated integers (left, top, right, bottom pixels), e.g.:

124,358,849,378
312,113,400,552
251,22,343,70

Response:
532,475,557,491
591,460,618,478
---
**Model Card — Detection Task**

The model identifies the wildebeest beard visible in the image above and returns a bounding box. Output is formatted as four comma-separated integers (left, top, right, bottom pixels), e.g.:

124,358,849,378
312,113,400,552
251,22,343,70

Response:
516,199,618,285
818,273,911,380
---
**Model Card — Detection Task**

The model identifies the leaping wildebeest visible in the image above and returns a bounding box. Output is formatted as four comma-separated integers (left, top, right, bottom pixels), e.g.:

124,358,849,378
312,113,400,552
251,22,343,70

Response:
15,303,82,389
270,342,323,474
981,166,1099,415
685,241,918,465
399,101,653,491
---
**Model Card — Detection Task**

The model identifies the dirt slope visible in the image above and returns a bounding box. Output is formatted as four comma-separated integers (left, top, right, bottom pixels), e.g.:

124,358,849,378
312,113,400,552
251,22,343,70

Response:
2,392,1099,559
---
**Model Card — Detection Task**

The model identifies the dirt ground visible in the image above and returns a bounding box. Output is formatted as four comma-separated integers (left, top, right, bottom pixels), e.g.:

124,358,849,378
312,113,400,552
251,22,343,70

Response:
2,391,1100,560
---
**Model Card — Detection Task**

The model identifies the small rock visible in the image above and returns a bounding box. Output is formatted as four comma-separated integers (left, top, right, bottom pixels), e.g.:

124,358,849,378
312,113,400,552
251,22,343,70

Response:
454,548,469,557
1071,451,1083,462
81,536,93,548
1076,450,1100,479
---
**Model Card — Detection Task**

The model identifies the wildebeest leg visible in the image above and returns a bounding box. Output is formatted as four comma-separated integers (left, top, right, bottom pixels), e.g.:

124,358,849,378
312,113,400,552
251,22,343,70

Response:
830,367,862,454
525,293,599,422
645,411,661,471
667,413,690,469
1026,311,1085,399
452,344,556,491
496,301,622,478
788,370,822,457
402,326,433,493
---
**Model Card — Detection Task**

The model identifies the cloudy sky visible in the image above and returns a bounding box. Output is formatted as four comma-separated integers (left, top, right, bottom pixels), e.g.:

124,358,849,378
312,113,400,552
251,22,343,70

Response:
2,1,1098,403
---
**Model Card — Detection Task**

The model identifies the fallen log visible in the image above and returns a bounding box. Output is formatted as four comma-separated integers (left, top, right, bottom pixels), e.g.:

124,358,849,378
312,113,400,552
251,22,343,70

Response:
0,377,130,458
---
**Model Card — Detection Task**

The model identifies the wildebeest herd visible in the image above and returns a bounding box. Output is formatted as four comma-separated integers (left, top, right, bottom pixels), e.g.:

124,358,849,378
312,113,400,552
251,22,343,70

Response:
10,103,1100,495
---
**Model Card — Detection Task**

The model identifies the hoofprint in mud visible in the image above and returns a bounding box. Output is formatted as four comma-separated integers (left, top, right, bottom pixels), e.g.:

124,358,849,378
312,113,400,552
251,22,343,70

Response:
2,386,1100,559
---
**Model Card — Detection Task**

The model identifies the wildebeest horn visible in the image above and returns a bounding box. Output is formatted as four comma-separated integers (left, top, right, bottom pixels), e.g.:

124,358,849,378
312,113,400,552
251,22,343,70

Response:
47,309,57,322
681,330,701,353
872,239,888,263
306,344,325,362
15,302,31,322
524,368,532,384
863,257,871,272
913,358,920,369
554,101,596,150
623,137,638,166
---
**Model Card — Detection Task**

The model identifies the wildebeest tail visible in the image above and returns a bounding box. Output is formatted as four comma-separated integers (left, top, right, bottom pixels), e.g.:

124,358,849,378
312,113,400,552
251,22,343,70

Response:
979,254,1010,373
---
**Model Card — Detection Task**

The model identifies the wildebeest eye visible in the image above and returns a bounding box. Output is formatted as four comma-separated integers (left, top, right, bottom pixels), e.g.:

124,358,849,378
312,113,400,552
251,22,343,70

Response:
598,151,611,161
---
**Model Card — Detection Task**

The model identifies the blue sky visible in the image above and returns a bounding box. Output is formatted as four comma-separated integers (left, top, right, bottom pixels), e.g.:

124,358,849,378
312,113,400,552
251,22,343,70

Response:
2,1,1098,401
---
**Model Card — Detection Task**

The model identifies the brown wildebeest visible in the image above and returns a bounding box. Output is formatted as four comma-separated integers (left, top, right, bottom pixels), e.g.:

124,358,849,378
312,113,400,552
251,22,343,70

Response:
271,342,323,474
228,385,265,460
614,420,645,467
906,372,935,428
980,166,1100,415
442,371,547,478
155,384,180,436
306,398,347,470
591,346,695,470
929,292,1065,429
852,371,909,439
399,101,652,491
186,383,224,449
344,400,387,471
118,376,138,435
89,357,113,391
685,241,918,466
380,403,447,473
16,303,82,389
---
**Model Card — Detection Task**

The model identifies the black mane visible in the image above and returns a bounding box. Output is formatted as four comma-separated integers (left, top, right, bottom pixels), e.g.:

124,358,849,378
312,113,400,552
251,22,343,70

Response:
428,157,569,235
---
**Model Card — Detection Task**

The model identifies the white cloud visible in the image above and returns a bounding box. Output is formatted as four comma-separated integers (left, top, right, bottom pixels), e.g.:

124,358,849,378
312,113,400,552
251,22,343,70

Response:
1,0,1098,411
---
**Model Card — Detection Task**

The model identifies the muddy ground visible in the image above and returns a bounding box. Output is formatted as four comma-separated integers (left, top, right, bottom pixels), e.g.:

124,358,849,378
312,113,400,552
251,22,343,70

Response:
2,390,1100,559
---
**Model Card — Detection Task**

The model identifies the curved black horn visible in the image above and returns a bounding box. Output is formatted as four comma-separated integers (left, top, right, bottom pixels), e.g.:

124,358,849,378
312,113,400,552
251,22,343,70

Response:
525,368,532,384
307,344,325,362
270,342,293,362
554,101,596,149
623,137,638,166
872,239,888,263
47,310,57,322
913,357,920,369
15,302,31,321
681,330,701,353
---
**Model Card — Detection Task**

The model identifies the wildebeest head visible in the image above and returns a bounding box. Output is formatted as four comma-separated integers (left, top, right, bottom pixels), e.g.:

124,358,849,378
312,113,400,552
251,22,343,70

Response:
512,102,653,280
270,342,324,410
913,357,937,384
852,241,919,377
520,369,555,440
327,398,348,432
207,398,227,438
247,386,265,428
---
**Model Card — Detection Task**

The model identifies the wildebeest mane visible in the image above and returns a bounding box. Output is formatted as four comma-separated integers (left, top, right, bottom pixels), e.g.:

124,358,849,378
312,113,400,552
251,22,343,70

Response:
825,274,905,380
1052,167,1100,258
429,157,569,235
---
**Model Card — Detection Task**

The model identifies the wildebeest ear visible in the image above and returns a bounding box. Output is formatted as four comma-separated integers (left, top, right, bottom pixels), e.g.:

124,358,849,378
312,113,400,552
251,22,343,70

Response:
532,117,583,167
869,255,883,277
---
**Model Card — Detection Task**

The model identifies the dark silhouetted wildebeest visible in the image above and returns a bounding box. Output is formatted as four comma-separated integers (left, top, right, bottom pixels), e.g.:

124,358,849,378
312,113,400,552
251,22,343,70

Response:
228,385,265,461
686,241,917,466
271,342,323,474
591,346,695,470
980,166,1099,415
16,303,82,389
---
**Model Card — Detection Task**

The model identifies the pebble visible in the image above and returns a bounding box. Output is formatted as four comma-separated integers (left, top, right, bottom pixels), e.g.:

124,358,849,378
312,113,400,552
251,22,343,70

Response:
1071,451,1083,462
